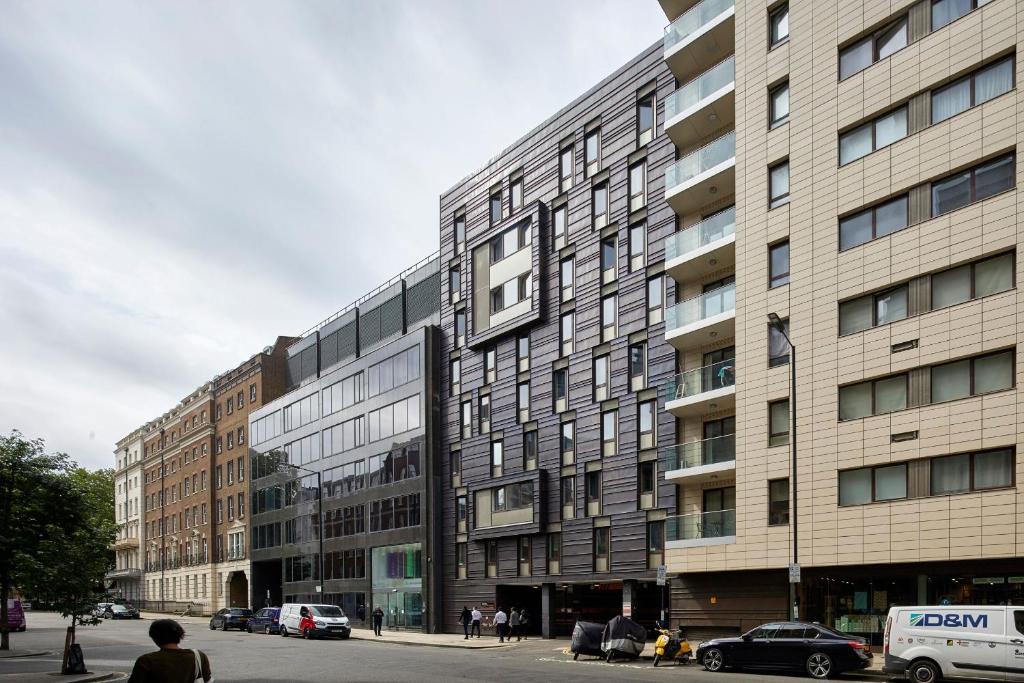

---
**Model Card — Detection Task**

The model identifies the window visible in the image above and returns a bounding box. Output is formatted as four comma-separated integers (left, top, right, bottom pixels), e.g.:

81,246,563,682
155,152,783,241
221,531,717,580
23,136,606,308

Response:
930,350,1014,403
932,154,1014,216
226,431,234,450
561,421,575,465
769,240,790,287
628,222,646,271
593,355,610,401
250,384,257,403
454,212,466,254
237,427,244,446
518,537,532,576
237,391,244,409
517,334,530,372
553,204,567,250
839,106,908,165
226,399,233,416
547,533,562,573
517,382,530,423
489,222,529,263
484,346,497,384
647,275,664,324
449,266,461,304
585,470,602,514
629,161,646,211
490,189,502,225
646,520,664,568
932,0,992,31
460,400,472,439
601,295,616,342
584,129,600,177
839,284,909,335
593,527,610,571
933,57,1012,124
486,540,498,577
553,368,569,413
932,448,1013,494
559,145,574,192
600,235,616,283
490,440,503,478
769,80,789,126
629,342,647,390
839,17,907,80
600,410,617,456
510,175,524,212
478,394,491,433
227,460,234,485
839,374,908,420
366,394,419,443
931,252,1014,310
638,400,656,449
768,399,789,447
560,312,574,356
637,94,655,146
456,543,467,579
450,449,462,487
560,476,575,519
450,358,461,396
593,182,609,229
839,463,907,505
839,195,909,250
768,318,790,366
216,465,223,489
639,460,656,503
524,430,538,471
768,478,790,525
769,160,790,208
560,257,574,302
769,3,789,46
455,310,466,348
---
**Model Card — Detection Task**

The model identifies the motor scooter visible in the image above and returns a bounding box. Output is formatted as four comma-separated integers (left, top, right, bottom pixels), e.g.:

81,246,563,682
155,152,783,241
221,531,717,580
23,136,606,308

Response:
652,623,691,666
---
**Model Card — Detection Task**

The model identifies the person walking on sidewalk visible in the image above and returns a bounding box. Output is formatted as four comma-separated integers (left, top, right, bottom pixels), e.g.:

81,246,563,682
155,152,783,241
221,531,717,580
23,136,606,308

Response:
519,608,529,640
128,619,211,683
459,606,472,639
493,607,508,643
509,608,521,642
470,607,482,638
372,606,384,637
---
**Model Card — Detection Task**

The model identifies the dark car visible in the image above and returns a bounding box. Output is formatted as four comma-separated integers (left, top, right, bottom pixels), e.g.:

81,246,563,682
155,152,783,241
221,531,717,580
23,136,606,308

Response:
247,607,282,634
104,604,140,620
209,608,253,631
696,621,872,680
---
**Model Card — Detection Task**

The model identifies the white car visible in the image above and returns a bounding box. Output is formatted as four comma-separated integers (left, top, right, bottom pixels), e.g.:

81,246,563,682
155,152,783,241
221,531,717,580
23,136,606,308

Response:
278,603,351,640
883,605,1024,682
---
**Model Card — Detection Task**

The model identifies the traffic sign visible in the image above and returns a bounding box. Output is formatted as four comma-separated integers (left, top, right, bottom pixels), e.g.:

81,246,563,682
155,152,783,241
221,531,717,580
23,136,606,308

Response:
656,565,667,586
788,563,801,583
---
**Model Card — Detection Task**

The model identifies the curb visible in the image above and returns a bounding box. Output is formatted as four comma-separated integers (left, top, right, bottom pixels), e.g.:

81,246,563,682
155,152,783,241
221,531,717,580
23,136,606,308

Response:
0,650,51,659
44,673,123,682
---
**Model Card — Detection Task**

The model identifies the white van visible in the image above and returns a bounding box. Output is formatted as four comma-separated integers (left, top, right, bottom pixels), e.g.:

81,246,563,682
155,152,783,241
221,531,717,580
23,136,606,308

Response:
883,605,1024,682
279,603,351,640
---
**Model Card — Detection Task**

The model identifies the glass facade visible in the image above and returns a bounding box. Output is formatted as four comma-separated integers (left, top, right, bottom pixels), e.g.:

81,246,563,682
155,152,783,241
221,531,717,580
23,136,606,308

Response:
371,542,423,629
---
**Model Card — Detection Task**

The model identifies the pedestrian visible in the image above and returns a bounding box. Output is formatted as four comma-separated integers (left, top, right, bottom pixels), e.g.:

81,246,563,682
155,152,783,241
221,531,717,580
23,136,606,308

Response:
459,606,472,640
372,605,384,637
357,604,366,622
520,608,529,640
470,606,482,638
128,618,211,683
509,607,521,642
493,606,508,642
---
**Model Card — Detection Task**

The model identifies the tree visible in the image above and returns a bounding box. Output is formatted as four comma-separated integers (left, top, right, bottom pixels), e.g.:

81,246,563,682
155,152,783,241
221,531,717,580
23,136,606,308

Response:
0,431,71,651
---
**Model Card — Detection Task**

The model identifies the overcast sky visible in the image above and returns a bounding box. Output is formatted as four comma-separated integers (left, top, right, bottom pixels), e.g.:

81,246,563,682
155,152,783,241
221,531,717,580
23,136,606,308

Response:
0,0,664,470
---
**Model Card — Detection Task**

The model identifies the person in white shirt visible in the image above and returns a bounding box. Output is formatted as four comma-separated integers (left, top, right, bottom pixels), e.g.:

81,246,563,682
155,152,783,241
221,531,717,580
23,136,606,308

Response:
493,607,508,642
470,607,482,638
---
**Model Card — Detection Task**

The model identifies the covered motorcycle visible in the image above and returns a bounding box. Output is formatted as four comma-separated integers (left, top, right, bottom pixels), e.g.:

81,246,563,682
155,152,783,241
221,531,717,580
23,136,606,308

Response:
570,620,605,660
601,615,647,662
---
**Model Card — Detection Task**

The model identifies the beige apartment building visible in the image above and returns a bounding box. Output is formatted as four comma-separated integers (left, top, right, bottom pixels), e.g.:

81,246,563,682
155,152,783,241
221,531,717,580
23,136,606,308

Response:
658,0,1022,643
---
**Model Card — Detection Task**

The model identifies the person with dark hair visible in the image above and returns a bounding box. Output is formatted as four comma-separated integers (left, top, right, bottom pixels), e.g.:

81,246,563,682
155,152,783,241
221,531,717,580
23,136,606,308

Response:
459,606,472,639
128,618,211,683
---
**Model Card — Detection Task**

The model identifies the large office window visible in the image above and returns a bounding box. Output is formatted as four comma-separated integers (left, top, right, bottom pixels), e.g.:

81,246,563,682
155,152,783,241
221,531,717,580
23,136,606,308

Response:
367,395,421,442
839,16,907,80
839,284,908,335
931,252,1014,309
839,195,908,250
283,394,320,432
931,350,1014,403
932,154,1015,216
769,160,790,208
323,416,366,456
368,346,421,397
932,0,993,31
322,372,364,416
932,448,1013,494
932,57,1013,123
839,106,907,165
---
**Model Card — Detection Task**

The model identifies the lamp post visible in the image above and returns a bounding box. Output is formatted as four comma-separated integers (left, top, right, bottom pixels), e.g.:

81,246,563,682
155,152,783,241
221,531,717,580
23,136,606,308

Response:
281,461,325,598
767,312,798,620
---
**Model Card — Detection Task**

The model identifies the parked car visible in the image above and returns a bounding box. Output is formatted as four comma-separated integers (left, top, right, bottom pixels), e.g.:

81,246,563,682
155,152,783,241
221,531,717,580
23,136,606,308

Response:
209,608,253,631
5,599,26,632
696,621,872,680
104,604,139,620
247,607,282,634
279,603,350,639
883,605,1024,683
92,602,115,618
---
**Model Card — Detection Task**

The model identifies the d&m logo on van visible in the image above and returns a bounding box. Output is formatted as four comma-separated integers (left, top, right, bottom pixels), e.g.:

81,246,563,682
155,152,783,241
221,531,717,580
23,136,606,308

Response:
909,613,989,628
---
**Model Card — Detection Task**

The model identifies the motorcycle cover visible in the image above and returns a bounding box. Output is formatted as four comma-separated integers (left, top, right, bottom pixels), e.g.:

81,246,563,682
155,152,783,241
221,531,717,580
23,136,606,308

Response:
570,620,605,657
601,615,647,658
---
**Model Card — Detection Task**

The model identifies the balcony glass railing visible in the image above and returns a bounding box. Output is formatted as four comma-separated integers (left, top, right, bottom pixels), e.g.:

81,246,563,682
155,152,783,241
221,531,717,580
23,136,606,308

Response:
664,0,735,51
665,56,735,120
666,131,735,190
666,282,735,330
663,434,736,471
666,509,736,541
665,207,736,261
663,358,736,404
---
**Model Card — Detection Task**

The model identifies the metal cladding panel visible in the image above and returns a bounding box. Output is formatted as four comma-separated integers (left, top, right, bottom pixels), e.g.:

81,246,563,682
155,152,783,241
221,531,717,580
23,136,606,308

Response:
358,304,382,351
406,271,441,326
379,294,404,341
336,321,358,365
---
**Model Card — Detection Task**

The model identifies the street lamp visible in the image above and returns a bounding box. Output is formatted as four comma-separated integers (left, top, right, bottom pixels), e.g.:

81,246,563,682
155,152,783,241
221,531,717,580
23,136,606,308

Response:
767,312,798,620
279,461,325,598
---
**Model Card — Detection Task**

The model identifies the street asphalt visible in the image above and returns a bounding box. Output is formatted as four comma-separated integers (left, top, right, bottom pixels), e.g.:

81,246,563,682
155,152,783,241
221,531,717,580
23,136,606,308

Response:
0,612,901,682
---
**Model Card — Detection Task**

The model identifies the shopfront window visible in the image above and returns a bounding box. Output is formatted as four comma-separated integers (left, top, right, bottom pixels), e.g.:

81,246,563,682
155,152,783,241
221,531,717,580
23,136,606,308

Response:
371,543,423,630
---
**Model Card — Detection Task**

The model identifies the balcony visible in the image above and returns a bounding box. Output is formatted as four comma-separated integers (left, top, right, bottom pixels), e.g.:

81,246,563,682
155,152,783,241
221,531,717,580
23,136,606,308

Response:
665,207,735,282
665,56,735,150
663,359,735,418
663,434,736,483
666,509,736,548
111,537,140,550
665,282,735,351
104,567,143,580
665,131,735,215
663,0,735,82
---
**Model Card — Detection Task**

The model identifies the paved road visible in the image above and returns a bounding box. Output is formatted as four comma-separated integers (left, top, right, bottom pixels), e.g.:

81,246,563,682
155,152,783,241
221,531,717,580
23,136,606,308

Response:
0,612,898,682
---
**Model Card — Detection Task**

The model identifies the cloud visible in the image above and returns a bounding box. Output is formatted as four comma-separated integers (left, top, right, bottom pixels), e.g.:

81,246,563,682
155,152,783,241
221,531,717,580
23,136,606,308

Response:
0,0,663,469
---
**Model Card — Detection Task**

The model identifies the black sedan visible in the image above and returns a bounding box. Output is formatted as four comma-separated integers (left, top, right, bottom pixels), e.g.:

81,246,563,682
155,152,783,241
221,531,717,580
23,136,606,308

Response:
104,604,140,620
209,608,253,631
696,621,872,680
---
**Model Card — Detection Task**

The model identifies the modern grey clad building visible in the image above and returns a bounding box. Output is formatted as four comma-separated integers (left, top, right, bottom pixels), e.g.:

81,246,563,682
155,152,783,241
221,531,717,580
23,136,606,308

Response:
248,256,443,632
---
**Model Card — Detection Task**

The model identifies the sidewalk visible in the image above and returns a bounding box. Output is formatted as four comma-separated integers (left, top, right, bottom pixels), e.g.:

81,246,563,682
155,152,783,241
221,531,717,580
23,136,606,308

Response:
350,628,519,649
0,673,122,683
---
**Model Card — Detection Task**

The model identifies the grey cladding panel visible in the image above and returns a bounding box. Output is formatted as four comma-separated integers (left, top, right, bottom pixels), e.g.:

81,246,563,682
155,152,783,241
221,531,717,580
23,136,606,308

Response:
359,305,382,350
406,272,441,325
